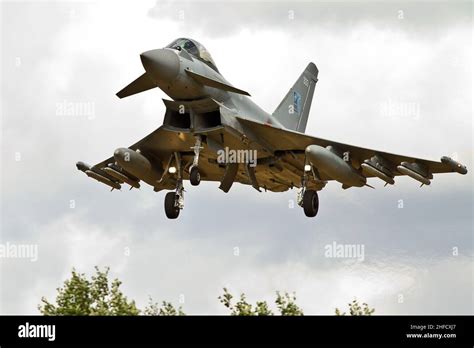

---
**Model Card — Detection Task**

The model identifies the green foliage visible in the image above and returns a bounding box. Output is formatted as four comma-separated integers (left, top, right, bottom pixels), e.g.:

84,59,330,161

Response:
143,297,185,316
275,291,304,316
254,301,273,316
39,267,374,316
218,288,303,316
39,267,183,316
335,299,375,316
39,267,140,315
218,287,256,315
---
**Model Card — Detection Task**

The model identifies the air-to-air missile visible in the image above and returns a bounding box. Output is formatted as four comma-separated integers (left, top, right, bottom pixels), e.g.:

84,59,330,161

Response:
396,162,432,186
102,166,140,189
360,155,395,186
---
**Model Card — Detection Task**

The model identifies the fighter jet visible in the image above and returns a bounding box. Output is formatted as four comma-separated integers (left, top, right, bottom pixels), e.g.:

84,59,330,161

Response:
76,38,468,219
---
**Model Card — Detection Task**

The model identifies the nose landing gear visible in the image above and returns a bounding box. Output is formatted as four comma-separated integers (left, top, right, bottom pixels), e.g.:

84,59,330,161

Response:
189,166,201,186
163,136,202,219
189,136,203,186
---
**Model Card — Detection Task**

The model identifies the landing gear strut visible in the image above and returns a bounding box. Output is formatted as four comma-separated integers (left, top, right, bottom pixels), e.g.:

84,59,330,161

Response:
164,152,185,219
189,136,202,186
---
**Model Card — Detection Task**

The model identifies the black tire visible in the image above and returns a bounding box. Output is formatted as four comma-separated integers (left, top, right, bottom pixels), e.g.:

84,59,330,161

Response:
164,192,180,219
190,166,201,186
303,190,319,217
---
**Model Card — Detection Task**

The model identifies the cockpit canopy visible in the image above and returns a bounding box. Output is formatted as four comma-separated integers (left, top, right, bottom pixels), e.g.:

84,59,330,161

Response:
166,38,218,72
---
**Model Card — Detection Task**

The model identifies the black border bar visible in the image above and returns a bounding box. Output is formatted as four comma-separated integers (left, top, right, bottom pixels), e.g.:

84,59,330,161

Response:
0,315,472,346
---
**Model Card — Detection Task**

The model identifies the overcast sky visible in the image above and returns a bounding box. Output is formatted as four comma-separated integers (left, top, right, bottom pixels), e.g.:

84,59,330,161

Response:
0,0,472,315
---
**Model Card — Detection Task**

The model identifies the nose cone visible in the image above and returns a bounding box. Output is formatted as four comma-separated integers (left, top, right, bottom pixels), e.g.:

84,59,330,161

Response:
140,49,179,82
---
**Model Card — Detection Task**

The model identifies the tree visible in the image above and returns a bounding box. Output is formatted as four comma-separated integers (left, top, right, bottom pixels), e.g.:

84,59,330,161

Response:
218,288,303,316
143,297,185,316
39,267,374,316
38,267,181,316
275,291,304,316
335,299,375,316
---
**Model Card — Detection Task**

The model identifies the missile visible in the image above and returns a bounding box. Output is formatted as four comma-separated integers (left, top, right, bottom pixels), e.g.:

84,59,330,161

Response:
113,148,163,184
370,155,394,176
76,161,91,172
305,145,366,187
103,167,140,189
85,170,121,190
361,162,395,185
441,156,468,174
396,163,431,185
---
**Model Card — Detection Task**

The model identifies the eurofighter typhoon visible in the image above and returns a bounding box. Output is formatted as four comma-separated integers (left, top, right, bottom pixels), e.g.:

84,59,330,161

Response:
76,38,468,219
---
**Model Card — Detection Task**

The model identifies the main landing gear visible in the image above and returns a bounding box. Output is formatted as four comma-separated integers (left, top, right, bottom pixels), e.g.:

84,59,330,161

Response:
164,152,185,219
164,191,180,219
297,165,321,218
297,187,319,217
302,189,319,217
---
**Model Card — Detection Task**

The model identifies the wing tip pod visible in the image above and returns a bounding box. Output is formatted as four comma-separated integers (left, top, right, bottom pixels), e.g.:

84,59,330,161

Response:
441,156,468,174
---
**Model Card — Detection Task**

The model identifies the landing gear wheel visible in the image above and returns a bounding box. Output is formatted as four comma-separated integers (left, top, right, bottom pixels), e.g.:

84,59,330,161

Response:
190,166,201,186
164,192,180,219
303,190,319,217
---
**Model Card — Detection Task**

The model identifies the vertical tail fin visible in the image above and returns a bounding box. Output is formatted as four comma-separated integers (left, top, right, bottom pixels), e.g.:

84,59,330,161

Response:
272,62,318,133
